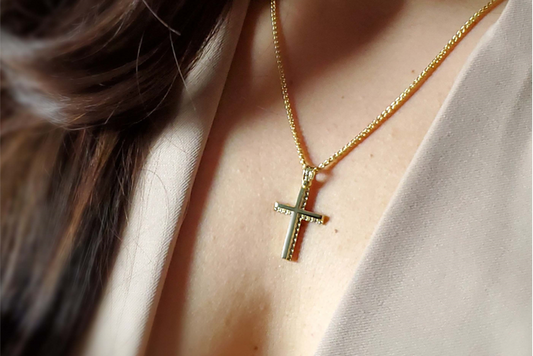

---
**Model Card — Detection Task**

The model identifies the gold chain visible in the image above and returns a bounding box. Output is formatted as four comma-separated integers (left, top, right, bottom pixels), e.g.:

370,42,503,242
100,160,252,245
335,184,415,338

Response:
270,0,504,172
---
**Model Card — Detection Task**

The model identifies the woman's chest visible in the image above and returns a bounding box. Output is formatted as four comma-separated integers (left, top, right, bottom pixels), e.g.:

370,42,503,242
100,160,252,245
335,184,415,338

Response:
151,119,431,356
147,71,459,356
145,1,502,354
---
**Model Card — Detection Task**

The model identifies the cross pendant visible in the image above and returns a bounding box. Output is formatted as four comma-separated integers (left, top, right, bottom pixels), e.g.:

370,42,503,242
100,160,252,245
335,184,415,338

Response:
274,166,326,261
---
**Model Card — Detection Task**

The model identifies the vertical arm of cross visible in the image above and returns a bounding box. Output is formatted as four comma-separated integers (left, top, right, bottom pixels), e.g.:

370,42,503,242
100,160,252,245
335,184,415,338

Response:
274,186,325,261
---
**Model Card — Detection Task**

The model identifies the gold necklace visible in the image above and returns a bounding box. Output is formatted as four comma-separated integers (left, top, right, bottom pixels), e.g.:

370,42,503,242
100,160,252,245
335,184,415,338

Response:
271,0,504,261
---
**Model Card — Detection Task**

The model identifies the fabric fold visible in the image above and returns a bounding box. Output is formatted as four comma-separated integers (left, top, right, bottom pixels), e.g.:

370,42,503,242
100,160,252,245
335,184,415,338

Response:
316,0,531,354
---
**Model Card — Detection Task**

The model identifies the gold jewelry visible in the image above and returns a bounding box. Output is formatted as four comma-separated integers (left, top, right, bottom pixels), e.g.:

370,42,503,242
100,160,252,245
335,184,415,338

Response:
271,0,504,261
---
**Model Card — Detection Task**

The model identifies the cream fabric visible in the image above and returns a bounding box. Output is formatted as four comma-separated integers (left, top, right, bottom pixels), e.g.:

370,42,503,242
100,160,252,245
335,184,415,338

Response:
82,0,531,355
316,0,532,354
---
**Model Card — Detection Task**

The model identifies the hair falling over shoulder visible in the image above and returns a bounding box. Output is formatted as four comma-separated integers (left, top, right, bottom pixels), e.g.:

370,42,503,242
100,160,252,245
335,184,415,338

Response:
0,0,232,355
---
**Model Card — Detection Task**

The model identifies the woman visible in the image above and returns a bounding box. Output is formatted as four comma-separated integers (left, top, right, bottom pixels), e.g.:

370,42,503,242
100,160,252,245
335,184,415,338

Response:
2,0,530,355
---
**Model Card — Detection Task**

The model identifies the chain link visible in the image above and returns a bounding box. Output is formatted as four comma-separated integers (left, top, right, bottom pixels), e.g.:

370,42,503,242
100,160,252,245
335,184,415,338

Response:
270,0,504,172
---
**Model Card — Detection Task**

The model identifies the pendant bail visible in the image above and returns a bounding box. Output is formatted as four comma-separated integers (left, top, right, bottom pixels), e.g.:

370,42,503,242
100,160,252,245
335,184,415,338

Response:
302,165,317,189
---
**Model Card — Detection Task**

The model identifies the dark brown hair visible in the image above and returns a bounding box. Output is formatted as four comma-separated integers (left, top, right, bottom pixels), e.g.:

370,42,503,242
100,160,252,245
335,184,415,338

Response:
1,0,232,355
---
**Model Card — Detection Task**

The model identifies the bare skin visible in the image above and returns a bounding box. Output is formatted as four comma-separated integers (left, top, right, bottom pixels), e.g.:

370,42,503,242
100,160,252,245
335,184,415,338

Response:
146,0,506,355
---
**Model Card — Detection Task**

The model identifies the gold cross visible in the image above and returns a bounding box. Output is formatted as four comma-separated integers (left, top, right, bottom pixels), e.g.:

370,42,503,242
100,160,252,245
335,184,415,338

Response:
274,167,326,261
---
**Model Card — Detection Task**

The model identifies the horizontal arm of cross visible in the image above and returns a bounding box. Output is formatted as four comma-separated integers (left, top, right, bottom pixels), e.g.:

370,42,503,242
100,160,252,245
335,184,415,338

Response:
274,202,325,224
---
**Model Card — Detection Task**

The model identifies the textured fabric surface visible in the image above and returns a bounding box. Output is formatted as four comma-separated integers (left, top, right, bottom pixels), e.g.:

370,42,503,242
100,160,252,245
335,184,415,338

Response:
81,0,531,354
316,0,532,354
